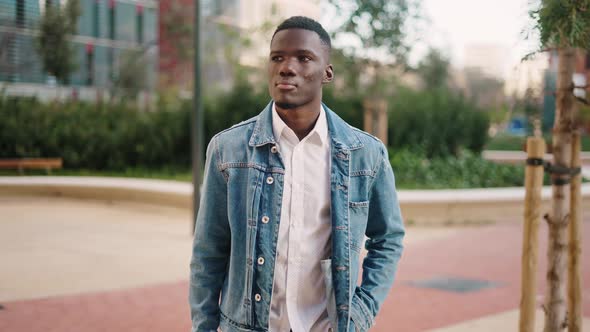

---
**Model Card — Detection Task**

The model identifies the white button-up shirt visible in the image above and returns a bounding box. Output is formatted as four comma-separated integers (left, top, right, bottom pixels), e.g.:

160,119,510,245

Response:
268,104,332,332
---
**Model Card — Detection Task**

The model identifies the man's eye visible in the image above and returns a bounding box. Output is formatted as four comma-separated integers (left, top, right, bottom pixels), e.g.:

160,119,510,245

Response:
271,56,283,62
299,56,311,62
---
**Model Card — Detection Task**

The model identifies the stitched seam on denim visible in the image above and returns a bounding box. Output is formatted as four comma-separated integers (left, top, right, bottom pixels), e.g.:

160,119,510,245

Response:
214,117,257,138
349,201,369,208
350,126,380,144
220,162,266,172
219,163,285,175
219,310,253,330
354,295,374,329
351,296,371,330
350,169,376,177
367,149,386,200
350,241,361,253
212,138,229,183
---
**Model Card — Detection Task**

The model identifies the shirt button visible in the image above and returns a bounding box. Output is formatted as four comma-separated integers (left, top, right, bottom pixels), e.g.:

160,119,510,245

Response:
266,176,274,184
257,257,265,265
261,216,269,224
254,294,262,302
270,145,278,153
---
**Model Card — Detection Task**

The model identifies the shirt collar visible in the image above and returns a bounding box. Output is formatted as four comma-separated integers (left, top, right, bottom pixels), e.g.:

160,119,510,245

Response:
271,103,329,146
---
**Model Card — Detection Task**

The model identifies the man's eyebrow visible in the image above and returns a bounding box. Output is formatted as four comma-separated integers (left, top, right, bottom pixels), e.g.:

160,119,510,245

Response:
269,49,319,56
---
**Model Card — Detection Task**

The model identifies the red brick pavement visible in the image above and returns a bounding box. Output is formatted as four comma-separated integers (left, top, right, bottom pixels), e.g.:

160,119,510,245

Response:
1,219,588,332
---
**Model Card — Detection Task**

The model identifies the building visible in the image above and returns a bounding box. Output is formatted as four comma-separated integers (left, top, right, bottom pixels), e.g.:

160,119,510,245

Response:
158,0,320,94
0,0,158,102
463,43,510,80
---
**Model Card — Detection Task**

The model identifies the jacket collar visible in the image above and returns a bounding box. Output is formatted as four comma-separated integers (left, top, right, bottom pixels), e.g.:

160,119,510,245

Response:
248,101,363,151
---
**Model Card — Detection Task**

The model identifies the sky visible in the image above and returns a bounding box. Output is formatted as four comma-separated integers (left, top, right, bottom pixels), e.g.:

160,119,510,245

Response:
321,0,545,83
411,0,542,76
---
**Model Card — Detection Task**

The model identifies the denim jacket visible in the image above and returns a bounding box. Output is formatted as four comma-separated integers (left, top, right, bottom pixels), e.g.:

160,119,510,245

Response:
189,102,405,332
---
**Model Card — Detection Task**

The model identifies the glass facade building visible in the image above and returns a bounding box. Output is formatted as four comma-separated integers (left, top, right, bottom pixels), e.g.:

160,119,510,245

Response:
0,0,158,91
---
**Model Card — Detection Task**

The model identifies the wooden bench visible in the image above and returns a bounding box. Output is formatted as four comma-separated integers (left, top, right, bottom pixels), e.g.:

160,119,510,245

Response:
0,158,63,174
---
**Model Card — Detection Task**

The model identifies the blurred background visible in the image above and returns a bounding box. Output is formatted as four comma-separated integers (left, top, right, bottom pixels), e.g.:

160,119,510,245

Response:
0,0,589,331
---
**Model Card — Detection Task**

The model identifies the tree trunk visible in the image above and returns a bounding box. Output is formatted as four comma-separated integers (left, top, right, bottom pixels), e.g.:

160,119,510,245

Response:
543,47,575,332
568,132,582,332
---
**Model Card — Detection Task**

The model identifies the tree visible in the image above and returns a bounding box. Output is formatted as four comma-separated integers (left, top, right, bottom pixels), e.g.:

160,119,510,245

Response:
416,47,450,90
36,0,81,84
111,49,148,101
328,0,423,143
529,1,590,331
330,0,422,66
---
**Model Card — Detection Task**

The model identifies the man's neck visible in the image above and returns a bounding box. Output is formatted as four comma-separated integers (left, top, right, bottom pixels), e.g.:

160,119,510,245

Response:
275,101,322,141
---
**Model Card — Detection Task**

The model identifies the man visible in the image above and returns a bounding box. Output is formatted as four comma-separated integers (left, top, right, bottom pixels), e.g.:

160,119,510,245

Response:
189,16,404,332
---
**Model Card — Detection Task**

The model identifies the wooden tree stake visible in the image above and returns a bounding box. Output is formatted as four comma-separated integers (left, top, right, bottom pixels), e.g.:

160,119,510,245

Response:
519,136,546,332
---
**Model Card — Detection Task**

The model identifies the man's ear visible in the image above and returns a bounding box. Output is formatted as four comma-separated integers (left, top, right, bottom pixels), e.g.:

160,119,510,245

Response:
322,64,334,84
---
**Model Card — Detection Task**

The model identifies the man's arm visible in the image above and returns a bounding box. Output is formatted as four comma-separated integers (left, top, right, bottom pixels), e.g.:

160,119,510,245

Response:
189,136,231,332
352,144,405,330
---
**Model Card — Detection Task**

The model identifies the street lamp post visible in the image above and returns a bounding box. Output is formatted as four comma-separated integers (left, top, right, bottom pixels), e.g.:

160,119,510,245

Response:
191,0,203,234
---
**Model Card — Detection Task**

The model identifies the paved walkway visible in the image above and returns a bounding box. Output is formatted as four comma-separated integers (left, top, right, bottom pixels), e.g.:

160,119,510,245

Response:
0,196,588,331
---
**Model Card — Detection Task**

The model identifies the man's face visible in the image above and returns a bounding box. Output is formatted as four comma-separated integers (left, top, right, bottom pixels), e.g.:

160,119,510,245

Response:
268,29,333,110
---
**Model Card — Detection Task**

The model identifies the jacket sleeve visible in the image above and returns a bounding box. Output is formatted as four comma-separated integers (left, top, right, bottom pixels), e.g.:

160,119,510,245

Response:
351,144,405,330
189,136,231,332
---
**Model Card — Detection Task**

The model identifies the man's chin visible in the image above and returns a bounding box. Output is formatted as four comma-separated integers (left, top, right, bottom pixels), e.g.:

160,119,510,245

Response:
274,101,299,110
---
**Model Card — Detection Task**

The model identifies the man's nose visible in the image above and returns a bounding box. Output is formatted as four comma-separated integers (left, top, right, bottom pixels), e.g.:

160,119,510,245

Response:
279,59,296,77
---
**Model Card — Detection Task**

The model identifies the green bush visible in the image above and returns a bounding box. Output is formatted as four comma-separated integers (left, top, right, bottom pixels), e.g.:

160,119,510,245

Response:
389,148,528,189
388,87,490,158
0,81,491,172
0,96,190,170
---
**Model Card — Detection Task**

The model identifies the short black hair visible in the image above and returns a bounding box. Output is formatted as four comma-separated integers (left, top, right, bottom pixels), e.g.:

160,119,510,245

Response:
272,16,331,51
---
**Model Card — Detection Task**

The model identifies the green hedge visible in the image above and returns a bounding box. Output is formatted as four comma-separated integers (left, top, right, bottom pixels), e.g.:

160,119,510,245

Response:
0,96,190,170
0,82,490,170
389,148,529,189
388,87,490,158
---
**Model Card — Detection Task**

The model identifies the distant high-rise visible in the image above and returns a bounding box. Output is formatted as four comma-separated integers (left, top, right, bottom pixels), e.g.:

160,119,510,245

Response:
464,43,509,80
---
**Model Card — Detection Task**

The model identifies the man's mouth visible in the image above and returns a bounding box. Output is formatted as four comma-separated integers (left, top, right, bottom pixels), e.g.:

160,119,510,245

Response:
276,82,297,91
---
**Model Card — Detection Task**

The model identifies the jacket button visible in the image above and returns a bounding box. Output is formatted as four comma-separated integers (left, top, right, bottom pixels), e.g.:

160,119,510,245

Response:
254,294,262,302
271,146,278,153
257,257,265,265
266,176,274,184
261,216,269,224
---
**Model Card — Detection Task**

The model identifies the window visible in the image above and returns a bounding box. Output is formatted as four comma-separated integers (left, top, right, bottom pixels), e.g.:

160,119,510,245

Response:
136,4,143,44
0,0,16,26
93,0,99,38
78,0,94,37
16,0,24,27
115,1,134,41
143,7,156,45
108,0,115,40
86,43,94,85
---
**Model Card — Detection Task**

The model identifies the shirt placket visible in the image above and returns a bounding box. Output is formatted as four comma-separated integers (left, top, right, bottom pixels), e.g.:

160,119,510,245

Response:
286,141,305,331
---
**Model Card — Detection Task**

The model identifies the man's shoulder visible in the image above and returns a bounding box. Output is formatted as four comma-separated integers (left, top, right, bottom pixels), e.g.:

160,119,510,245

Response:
211,115,258,145
347,125,386,153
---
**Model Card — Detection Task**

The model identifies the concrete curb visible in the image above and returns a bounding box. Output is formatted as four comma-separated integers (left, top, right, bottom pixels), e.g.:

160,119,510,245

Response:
483,150,590,166
1,176,588,225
